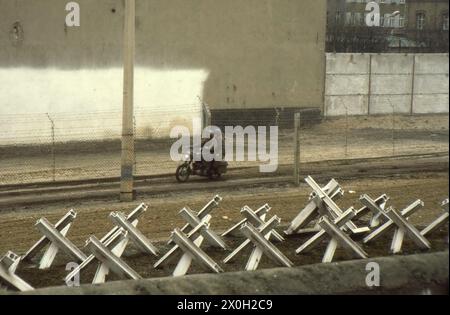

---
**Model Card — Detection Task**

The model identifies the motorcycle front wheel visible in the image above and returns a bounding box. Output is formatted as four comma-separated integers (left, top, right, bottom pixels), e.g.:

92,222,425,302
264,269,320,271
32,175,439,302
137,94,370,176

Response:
176,164,191,183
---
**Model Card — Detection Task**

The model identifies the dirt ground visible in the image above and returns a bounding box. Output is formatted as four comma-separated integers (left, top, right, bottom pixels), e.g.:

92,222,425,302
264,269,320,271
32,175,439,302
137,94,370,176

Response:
0,114,448,185
0,170,448,290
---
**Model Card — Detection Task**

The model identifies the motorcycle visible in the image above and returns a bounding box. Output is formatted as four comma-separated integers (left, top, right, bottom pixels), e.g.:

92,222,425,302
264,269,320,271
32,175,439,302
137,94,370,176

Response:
175,146,228,182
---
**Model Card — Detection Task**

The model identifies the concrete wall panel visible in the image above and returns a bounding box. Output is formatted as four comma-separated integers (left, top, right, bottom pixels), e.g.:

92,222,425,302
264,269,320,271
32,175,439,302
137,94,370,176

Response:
414,54,449,75
326,53,370,74
370,75,413,95
371,54,414,74
325,53,449,117
326,75,369,96
413,94,449,114
370,95,412,114
325,95,368,116
414,74,449,94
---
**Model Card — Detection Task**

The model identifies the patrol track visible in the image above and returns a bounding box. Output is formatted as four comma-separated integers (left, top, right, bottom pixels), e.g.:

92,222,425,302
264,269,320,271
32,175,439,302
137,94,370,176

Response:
0,167,448,290
0,153,447,210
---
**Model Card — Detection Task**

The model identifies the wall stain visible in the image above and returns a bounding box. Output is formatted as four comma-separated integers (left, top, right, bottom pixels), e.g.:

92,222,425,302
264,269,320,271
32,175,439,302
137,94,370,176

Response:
10,21,24,46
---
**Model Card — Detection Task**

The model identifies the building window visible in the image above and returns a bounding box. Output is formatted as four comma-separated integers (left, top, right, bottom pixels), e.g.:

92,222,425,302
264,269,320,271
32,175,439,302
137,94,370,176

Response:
416,12,425,30
399,15,405,28
384,14,391,27
390,15,403,28
355,12,363,26
336,11,341,25
345,12,352,26
443,13,449,31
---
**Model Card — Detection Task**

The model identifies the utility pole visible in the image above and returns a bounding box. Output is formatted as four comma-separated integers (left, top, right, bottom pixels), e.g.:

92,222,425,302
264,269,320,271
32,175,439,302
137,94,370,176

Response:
120,0,136,202
293,112,301,186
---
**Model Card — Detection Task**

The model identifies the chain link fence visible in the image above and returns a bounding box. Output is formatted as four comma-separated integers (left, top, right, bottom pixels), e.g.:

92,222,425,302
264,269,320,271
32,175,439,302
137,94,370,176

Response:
0,106,448,186
297,113,448,164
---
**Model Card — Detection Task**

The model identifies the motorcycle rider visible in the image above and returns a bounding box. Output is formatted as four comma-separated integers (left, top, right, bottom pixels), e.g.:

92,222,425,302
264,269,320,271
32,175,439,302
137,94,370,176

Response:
200,131,225,177
175,130,227,182
201,133,216,175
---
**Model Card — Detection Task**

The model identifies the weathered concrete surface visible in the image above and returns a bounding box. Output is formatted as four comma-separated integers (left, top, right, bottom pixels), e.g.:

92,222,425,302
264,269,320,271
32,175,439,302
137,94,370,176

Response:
325,54,370,116
0,0,326,145
325,53,449,116
14,251,449,295
370,54,414,114
413,54,449,114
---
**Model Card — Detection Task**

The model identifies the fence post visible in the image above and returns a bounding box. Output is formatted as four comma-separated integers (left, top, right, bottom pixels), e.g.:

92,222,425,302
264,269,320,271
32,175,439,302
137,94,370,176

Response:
293,112,301,186
392,104,395,156
367,54,372,115
345,106,349,158
133,115,137,175
202,102,212,129
388,98,395,156
410,54,416,115
120,0,136,202
46,113,56,182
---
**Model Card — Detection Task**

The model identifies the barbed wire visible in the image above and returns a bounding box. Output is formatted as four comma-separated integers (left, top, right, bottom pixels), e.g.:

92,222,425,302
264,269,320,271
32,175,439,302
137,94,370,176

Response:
0,109,448,185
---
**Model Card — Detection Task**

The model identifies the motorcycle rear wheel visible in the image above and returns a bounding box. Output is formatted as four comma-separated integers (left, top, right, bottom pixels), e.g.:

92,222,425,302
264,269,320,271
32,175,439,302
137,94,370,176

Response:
176,164,191,182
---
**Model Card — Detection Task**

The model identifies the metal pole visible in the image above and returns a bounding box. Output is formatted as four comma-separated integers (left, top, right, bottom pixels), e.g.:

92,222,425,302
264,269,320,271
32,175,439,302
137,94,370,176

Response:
345,105,348,158
133,115,137,174
367,54,372,115
120,0,136,202
392,101,395,156
46,113,56,182
293,112,301,186
410,54,416,115
203,102,211,129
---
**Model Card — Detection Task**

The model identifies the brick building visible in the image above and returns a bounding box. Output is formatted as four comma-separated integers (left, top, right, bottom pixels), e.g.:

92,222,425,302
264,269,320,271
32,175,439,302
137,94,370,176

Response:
326,0,449,52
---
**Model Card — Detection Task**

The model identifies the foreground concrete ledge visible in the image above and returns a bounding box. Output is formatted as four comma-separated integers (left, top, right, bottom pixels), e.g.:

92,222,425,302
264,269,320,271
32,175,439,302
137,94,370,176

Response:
12,251,450,295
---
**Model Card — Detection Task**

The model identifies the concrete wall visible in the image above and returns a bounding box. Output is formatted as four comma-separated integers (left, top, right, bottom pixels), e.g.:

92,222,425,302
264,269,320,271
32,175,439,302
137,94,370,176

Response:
0,0,326,145
15,251,449,295
325,53,449,116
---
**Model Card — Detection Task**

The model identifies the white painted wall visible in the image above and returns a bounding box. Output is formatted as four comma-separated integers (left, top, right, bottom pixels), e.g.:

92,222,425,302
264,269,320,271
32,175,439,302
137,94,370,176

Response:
325,53,449,116
1,54,447,146
0,67,209,145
